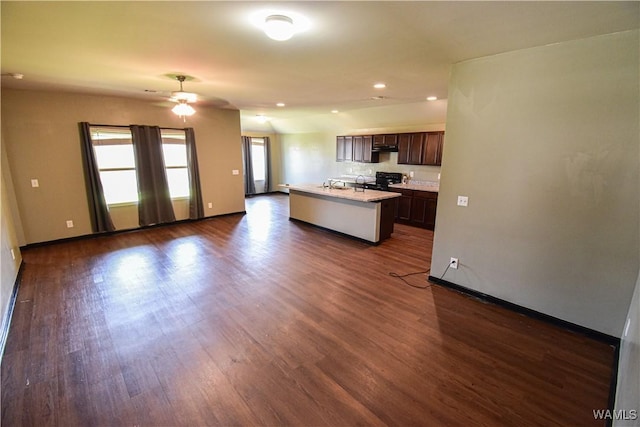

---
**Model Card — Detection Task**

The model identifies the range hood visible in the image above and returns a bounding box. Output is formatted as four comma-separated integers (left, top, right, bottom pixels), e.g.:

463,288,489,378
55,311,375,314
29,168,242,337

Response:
372,134,399,152
372,144,398,152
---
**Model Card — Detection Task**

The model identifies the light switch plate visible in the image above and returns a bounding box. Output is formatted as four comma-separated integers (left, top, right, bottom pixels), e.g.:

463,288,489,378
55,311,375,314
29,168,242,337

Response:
232,169,240,175
31,179,39,188
457,196,469,207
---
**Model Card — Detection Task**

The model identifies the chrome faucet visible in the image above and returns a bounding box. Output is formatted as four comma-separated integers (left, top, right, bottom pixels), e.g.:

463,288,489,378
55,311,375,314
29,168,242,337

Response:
354,175,365,192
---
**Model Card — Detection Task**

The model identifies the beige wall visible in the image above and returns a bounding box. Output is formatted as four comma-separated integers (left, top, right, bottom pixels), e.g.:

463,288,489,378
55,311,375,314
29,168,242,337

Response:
1,89,245,245
432,30,639,336
1,136,23,351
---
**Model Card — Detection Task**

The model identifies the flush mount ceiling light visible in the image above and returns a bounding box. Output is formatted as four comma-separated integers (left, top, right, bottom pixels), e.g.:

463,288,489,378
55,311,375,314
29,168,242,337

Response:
250,10,311,41
264,15,295,41
427,96,438,101
170,75,197,121
373,83,386,89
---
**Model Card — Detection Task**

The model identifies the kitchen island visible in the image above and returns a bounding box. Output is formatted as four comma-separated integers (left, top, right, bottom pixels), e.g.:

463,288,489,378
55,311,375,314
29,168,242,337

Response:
281,184,400,244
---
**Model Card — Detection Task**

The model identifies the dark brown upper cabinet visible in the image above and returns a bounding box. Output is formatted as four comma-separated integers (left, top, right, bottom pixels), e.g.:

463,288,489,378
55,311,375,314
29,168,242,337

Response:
398,131,445,166
422,132,444,166
336,136,354,162
337,135,379,163
397,133,424,164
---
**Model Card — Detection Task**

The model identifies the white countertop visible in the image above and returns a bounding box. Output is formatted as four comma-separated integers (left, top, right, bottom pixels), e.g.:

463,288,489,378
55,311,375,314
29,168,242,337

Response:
388,182,440,192
281,184,400,202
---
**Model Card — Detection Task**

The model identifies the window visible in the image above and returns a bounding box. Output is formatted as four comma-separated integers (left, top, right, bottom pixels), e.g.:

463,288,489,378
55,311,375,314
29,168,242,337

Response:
90,126,190,204
251,138,266,181
91,127,138,204
161,129,190,199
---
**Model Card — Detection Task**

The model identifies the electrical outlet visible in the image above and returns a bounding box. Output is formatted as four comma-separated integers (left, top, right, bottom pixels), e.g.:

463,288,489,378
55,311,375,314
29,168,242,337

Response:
66,220,74,228
31,179,39,188
232,169,240,175
457,196,468,207
208,202,213,209
409,171,414,178
450,257,459,269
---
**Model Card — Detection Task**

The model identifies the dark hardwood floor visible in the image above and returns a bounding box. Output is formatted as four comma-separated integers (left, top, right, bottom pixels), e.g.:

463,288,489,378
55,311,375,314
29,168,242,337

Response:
2,193,614,426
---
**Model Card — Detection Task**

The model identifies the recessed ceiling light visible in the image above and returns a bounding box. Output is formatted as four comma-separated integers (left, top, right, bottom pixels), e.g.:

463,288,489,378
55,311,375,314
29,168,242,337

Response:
276,102,285,107
426,96,438,101
331,110,339,114
373,83,386,89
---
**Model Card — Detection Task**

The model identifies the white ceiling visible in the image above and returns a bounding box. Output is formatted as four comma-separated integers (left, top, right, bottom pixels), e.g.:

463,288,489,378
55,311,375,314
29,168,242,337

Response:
1,1,638,133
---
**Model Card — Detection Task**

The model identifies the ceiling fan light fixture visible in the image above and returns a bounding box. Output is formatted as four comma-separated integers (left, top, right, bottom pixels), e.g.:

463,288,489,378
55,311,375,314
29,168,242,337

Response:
172,100,196,117
264,14,295,41
170,75,197,120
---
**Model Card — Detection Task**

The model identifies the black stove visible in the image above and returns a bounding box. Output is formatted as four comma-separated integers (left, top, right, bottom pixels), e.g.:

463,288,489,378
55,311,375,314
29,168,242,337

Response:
364,171,403,191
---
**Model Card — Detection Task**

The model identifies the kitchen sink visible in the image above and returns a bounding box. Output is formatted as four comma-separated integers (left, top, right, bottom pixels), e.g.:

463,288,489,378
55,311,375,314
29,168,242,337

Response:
317,185,350,190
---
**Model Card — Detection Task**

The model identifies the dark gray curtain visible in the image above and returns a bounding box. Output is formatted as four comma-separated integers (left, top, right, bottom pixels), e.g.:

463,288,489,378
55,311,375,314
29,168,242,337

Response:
78,122,116,233
264,136,272,193
242,136,256,195
185,128,204,219
130,125,176,226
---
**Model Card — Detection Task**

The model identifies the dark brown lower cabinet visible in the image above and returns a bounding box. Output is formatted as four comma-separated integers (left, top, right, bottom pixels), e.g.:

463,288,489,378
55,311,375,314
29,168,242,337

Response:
390,188,438,230
379,198,396,241
395,189,413,222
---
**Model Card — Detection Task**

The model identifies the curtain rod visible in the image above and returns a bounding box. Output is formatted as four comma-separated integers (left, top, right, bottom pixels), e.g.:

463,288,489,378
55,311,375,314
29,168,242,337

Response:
89,123,189,131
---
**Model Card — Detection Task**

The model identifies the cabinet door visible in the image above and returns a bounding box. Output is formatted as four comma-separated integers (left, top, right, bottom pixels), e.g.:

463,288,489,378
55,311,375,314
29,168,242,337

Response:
422,132,441,165
379,199,396,240
362,136,380,163
398,196,412,222
373,134,385,148
336,136,345,162
397,134,411,164
398,133,425,165
353,136,364,162
410,196,428,227
389,189,411,222
344,136,353,161
412,190,438,229
384,134,398,148
424,197,438,230
408,133,424,164
436,132,445,166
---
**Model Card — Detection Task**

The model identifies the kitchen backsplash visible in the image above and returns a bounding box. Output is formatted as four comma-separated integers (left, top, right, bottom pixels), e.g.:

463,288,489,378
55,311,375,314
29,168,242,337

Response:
337,152,441,183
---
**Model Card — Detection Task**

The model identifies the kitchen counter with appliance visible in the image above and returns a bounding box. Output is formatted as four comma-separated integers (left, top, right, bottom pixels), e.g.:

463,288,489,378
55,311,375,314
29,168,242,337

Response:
280,184,400,244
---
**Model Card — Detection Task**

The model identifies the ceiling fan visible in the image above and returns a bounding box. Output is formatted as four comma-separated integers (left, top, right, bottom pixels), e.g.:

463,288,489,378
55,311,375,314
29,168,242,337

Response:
169,75,197,121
